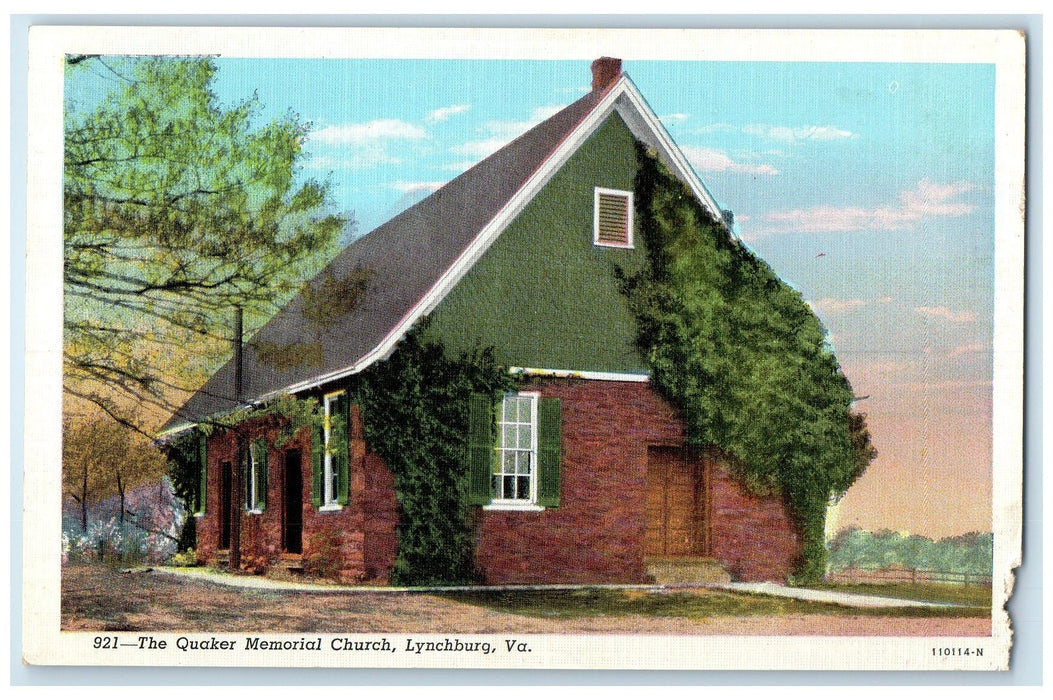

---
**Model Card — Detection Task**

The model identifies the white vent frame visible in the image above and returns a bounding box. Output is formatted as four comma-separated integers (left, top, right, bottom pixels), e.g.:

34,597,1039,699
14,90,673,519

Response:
593,187,634,249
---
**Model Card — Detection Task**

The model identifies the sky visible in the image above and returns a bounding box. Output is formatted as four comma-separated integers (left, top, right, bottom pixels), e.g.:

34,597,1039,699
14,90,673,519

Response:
69,56,998,539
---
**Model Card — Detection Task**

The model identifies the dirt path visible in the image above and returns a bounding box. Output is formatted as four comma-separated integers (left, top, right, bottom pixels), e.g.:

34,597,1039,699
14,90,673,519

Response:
61,565,991,636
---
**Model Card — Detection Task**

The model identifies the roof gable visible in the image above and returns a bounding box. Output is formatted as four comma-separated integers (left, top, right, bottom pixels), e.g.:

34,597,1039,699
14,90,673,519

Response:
163,72,726,434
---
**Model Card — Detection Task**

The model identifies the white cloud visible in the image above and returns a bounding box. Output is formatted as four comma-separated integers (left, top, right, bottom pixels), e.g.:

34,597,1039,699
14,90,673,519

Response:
303,153,400,170
450,105,565,161
449,138,511,159
900,179,978,217
742,123,858,143
660,113,689,124
389,180,447,194
810,297,868,314
694,123,738,135
914,306,979,324
694,122,857,143
305,118,431,170
310,119,428,145
681,146,779,176
753,179,979,236
809,295,894,315
426,104,470,123
484,106,564,140
946,343,988,358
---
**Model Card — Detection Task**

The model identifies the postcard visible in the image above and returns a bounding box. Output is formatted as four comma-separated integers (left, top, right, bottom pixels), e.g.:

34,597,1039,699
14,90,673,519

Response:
23,25,1025,671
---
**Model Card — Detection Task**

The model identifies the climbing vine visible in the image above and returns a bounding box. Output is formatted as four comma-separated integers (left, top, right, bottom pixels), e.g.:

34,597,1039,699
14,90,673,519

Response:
620,145,876,582
350,323,515,586
165,394,324,550
165,431,204,551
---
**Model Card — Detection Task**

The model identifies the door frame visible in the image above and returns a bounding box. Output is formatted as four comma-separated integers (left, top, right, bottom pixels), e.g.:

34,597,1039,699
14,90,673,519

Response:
645,445,711,558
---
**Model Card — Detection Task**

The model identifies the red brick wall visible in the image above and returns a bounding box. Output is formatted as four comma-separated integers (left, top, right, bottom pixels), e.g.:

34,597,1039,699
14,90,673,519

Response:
473,377,803,584
195,408,400,583
195,417,295,568
474,378,684,584
708,463,802,582
194,379,801,585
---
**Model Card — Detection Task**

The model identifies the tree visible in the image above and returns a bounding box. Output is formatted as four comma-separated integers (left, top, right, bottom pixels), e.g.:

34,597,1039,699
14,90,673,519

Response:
63,56,349,432
62,410,169,531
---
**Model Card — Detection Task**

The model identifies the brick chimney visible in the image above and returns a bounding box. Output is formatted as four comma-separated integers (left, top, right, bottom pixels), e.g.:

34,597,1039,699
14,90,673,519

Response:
591,57,622,92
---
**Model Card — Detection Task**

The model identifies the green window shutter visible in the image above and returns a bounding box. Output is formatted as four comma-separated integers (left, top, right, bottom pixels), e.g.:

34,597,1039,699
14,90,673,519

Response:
336,396,350,506
311,425,323,507
538,398,562,508
197,432,207,515
467,393,494,506
253,438,268,512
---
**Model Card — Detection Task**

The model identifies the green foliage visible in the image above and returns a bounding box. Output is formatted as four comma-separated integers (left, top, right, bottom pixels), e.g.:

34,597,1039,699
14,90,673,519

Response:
250,339,325,372
208,394,323,448
300,265,375,328
170,548,198,567
63,56,349,429
164,429,204,549
620,146,876,582
351,324,515,586
165,394,322,547
827,528,993,576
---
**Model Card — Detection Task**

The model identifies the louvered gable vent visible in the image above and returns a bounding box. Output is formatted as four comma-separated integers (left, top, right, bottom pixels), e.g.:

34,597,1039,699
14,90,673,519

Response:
594,187,633,248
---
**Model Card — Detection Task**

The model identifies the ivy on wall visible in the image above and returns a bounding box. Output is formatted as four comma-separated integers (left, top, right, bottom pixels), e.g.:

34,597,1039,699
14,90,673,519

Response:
165,432,204,552
620,145,876,582
165,394,325,551
351,324,515,586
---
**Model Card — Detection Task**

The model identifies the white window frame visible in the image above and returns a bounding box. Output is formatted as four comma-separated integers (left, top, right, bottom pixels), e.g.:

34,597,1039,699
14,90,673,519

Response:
593,186,634,249
246,441,263,515
320,390,344,511
485,392,544,511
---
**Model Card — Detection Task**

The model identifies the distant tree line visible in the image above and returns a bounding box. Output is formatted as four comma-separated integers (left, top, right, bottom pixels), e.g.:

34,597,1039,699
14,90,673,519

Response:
827,527,993,576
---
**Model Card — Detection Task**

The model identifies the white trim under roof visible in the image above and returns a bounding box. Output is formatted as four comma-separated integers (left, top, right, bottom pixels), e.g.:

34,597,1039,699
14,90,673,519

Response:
198,74,723,412
508,367,650,383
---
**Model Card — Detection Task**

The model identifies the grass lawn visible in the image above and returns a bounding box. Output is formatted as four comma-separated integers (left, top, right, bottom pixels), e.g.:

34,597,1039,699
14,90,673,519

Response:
809,583,992,607
441,587,991,621
60,564,992,635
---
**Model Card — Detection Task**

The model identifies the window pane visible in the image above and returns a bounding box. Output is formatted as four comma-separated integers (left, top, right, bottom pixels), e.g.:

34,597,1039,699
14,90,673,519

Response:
516,452,531,474
503,475,516,499
491,474,501,499
516,476,530,499
503,397,515,421
503,451,516,474
503,425,516,449
518,425,531,449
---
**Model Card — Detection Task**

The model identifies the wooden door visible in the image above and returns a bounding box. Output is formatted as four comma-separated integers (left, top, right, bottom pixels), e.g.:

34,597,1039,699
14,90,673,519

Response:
282,450,303,554
645,446,706,557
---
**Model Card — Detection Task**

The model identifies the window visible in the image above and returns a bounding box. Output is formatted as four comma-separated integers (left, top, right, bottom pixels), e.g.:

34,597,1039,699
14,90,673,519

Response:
468,392,562,510
593,187,634,248
244,438,267,513
313,391,349,510
492,393,538,503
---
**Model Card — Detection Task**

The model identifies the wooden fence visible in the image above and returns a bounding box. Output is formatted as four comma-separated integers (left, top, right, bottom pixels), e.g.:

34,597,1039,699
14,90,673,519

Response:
826,565,992,587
